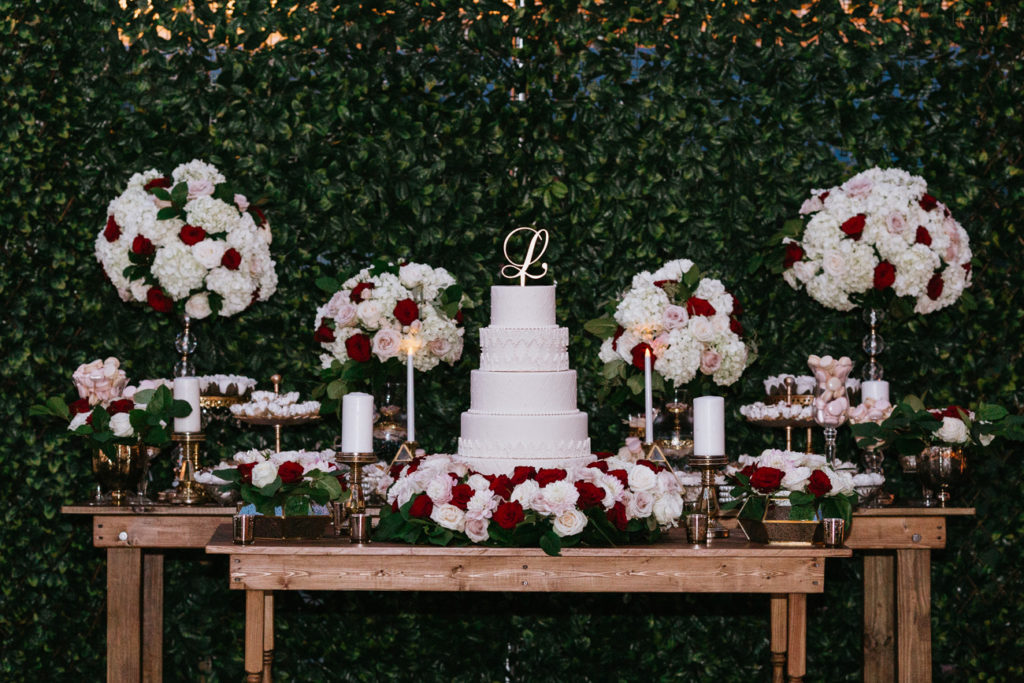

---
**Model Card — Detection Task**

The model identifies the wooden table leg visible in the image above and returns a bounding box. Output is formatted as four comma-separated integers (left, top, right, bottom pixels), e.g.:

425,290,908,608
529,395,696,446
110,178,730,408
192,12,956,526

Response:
786,594,806,683
107,547,142,683
863,552,895,683
245,591,266,683
263,592,274,682
770,594,788,683
142,552,164,683
897,549,932,683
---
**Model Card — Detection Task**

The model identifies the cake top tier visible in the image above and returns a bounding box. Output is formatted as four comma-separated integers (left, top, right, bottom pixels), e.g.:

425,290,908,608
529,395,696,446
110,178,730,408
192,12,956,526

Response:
490,285,556,328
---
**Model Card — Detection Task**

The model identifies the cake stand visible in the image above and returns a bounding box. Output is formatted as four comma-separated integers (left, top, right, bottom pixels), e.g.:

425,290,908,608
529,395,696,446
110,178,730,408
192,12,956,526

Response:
233,374,321,452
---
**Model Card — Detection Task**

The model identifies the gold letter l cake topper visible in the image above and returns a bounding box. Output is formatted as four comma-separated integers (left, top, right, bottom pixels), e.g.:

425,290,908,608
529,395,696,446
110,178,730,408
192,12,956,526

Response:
501,227,549,286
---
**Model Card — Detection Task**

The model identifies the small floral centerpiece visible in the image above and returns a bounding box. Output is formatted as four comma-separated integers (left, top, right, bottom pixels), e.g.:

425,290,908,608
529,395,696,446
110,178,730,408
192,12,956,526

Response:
779,167,972,314
95,159,278,318
724,449,858,529
31,357,191,455
311,259,467,412
585,259,750,400
211,449,348,516
374,454,685,556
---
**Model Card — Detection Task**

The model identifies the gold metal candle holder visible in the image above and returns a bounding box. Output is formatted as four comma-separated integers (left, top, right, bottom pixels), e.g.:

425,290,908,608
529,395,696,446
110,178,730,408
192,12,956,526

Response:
336,451,377,543
389,441,418,469
686,453,730,540
171,432,206,505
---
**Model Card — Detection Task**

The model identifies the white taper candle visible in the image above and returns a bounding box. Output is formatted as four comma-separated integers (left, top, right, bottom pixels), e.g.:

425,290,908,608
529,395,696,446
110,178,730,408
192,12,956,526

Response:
407,348,415,443
341,392,374,453
693,395,725,456
644,348,653,445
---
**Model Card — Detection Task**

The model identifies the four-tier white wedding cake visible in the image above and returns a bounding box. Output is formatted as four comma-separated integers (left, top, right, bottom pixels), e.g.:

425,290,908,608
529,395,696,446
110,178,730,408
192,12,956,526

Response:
456,285,593,475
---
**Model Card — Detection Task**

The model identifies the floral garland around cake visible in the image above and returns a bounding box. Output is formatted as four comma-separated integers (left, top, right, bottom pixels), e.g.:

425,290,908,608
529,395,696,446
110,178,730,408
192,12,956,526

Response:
373,454,684,556
95,159,278,318
586,259,750,393
779,167,972,314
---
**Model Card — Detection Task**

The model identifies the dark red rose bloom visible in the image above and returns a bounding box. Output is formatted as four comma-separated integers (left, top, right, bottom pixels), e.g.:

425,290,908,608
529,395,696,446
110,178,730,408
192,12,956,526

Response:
915,226,932,246
611,326,625,351
535,468,568,486
575,481,605,510
919,193,938,211
253,207,268,226
489,475,513,500
592,451,614,460
144,177,171,191
69,398,91,415
335,472,349,491
406,457,423,474
686,296,717,317
237,462,256,484
749,466,785,493
389,463,405,479
631,342,654,370
636,459,662,474
873,261,896,290
104,216,121,242
607,469,629,488
510,466,536,486
607,502,629,532
278,461,304,484
85,411,94,425
221,248,242,270
107,399,134,415
783,243,805,269
345,333,372,362
962,262,972,274
455,309,464,325
409,494,433,519
349,282,375,303
819,191,830,201
739,464,757,479
131,235,155,256
314,324,335,343
840,214,866,240
926,273,944,300
493,501,525,530
652,279,672,289
179,224,206,245
587,460,610,473
391,500,399,512
729,316,743,336
933,405,967,420
808,470,833,497
449,472,460,483
450,484,474,510
393,298,419,326
146,287,173,314
730,293,743,316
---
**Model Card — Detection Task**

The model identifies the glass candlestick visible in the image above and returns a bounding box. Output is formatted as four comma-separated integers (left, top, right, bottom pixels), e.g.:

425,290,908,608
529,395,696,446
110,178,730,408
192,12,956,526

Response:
862,308,886,381
174,315,198,377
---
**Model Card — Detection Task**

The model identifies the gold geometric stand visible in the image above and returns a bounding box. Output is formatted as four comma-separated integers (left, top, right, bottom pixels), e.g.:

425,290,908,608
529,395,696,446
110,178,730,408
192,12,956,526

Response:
389,441,418,470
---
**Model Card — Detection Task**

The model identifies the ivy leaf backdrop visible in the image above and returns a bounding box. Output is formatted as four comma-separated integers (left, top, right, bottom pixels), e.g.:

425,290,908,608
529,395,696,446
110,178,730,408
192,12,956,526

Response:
3,1,1023,679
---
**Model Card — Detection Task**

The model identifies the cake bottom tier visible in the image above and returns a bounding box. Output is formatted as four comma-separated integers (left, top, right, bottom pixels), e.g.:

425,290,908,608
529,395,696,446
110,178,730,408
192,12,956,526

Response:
457,412,592,476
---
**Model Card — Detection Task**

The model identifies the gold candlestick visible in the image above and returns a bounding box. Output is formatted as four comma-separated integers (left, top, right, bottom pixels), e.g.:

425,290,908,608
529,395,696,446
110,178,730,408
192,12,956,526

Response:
687,452,729,540
172,432,206,505
336,451,377,543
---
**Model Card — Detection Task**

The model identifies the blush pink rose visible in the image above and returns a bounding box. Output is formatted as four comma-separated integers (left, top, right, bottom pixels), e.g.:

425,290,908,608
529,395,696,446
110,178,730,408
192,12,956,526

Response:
187,179,215,199
662,304,689,330
371,328,403,360
842,176,873,198
427,337,452,358
73,358,129,406
700,349,722,374
887,212,907,234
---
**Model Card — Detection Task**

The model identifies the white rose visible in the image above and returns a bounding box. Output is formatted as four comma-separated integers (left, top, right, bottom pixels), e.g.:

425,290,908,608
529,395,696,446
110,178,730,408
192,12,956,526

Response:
185,293,212,319
510,480,541,510
822,249,847,278
430,504,466,532
597,474,625,508
781,466,812,492
109,412,134,438
553,509,588,537
656,470,681,495
466,489,498,518
653,493,684,525
371,328,403,361
532,480,579,516
464,516,489,542
662,305,689,330
936,417,969,444
626,490,654,519
192,239,227,269
69,411,91,431
251,460,279,488
427,336,452,358
425,473,453,505
627,464,659,493
688,316,716,343
357,300,383,329
467,474,491,491
187,179,215,199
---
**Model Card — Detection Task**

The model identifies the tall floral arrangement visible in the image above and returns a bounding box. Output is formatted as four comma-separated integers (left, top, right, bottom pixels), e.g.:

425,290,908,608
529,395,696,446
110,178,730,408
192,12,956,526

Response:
586,259,750,396
780,167,972,314
95,159,278,318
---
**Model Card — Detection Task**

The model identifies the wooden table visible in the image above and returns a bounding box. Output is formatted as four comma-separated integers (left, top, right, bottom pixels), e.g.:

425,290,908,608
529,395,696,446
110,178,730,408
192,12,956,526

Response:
207,530,851,683
63,504,234,683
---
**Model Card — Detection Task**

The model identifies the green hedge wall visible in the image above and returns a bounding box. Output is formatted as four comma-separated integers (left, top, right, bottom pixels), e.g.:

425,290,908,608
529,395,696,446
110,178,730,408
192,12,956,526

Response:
3,1,1023,680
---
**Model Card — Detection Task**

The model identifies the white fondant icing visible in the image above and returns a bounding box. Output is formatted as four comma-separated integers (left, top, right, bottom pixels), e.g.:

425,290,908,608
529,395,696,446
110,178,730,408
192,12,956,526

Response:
479,327,568,372
469,370,578,415
490,285,556,328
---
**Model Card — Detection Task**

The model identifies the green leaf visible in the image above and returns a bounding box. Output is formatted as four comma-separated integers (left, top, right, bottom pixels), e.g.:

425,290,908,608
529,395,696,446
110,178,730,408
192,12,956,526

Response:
626,374,645,395
316,276,341,294
156,207,179,221
583,316,619,339
170,182,188,206
539,531,562,557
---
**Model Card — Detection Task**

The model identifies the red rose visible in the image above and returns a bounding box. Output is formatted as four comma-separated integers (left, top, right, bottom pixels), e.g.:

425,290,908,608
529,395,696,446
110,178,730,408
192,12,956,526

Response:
575,481,605,510
730,293,743,316
406,457,423,474
221,248,242,270
840,214,866,240
962,262,972,274
69,398,91,415
510,466,536,486
535,468,567,486
749,466,785,493
819,191,830,201
587,460,610,473
107,399,134,415
686,296,716,317
335,472,349,491
179,224,206,245
131,235,155,256
237,462,256,484
607,502,628,531
915,226,932,246
919,193,938,211
451,484,474,510
926,273,944,300
873,261,895,290
808,470,833,497
103,216,121,242
783,243,805,269
631,342,654,370
345,333,372,362
455,309,464,325
349,282,375,303
488,475,513,500
278,461,304,484
144,177,171,191
611,326,625,351
935,405,966,420
493,501,525,530
592,451,614,460
409,494,433,519
607,469,629,488
391,500,399,512
729,316,743,336
652,279,671,289
739,464,757,479
636,459,662,474
253,207,268,226
393,298,419,326
314,324,335,343
146,287,173,314
389,463,405,479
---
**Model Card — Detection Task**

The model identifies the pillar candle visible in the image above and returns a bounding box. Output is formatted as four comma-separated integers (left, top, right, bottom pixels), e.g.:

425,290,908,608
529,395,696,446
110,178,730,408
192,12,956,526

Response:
341,392,374,453
644,348,653,445
861,380,890,404
407,349,416,444
693,396,725,456
173,377,201,433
